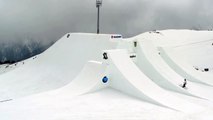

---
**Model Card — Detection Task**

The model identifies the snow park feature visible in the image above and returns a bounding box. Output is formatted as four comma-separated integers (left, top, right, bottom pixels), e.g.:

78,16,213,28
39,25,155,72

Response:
1,30,213,119
159,46,213,86
0,33,119,100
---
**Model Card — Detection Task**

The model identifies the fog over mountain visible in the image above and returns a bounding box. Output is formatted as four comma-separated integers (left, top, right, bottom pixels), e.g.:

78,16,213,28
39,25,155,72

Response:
0,0,213,62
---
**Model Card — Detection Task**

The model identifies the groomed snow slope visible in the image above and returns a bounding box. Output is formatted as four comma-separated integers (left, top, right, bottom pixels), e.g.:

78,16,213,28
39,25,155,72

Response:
0,33,119,100
0,88,190,120
0,60,109,102
145,30,213,86
136,39,195,96
0,30,213,119
106,49,203,113
134,38,213,101
159,46,213,86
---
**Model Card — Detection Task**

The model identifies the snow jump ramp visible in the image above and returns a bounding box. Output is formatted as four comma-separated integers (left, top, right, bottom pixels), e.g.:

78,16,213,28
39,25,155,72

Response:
105,49,203,113
135,39,201,98
30,60,109,98
158,47,213,86
0,33,119,100
56,60,108,95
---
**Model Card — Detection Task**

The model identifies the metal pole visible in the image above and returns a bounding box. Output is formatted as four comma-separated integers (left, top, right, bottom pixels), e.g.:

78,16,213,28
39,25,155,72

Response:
96,0,102,34
97,6,100,34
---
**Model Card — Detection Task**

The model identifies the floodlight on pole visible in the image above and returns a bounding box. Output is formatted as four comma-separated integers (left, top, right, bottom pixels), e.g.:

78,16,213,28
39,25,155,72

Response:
96,0,102,34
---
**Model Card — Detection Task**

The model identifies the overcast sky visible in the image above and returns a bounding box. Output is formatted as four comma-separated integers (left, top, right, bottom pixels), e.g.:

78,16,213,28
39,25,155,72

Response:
0,0,213,44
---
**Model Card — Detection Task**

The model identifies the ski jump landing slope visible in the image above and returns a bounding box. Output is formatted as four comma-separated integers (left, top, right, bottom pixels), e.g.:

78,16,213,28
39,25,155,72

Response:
52,60,108,96
136,39,197,97
63,61,108,95
0,33,119,100
106,49,203,113
135,38,213,101
159,47,213,86
24,60,108,100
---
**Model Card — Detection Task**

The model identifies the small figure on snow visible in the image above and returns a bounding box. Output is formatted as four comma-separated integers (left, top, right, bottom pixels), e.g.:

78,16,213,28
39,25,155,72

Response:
67,34,70,38
182,79,187,88
103,52,108,60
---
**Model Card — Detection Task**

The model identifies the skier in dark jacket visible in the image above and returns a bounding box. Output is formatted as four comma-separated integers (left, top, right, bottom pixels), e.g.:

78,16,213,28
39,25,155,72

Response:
182,79,187,88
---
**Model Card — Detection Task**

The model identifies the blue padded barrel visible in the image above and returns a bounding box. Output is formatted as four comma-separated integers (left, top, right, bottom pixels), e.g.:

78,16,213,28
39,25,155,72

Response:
102,76,108,83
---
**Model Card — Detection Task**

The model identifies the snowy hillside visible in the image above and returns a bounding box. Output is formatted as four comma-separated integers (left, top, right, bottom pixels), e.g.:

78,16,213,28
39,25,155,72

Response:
0,30,213,120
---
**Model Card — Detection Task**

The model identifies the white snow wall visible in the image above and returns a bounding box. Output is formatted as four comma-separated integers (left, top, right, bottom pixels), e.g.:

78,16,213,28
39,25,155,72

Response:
158,47,213,86
105,49,203,113
0,33,119,100
135,39,197,97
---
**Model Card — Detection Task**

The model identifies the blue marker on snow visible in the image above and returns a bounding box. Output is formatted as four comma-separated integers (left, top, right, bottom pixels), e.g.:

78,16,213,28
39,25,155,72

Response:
102,76,108,83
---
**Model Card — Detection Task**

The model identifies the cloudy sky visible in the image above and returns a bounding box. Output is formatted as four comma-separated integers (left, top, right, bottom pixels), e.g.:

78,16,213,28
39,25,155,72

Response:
0,0,213,44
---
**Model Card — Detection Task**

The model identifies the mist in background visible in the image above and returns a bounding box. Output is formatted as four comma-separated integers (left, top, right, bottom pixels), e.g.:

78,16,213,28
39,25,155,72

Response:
0,0,213,62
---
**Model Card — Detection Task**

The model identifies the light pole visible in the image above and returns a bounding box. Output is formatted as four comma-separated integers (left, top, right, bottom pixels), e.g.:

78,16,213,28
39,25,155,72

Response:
96,0,102,34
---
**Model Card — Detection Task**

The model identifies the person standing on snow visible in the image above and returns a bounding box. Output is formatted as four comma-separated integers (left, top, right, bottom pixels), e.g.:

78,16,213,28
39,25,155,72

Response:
182,79,187,88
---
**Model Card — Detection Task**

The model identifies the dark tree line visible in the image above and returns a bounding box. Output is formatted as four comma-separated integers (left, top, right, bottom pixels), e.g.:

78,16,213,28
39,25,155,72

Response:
0,39,55,65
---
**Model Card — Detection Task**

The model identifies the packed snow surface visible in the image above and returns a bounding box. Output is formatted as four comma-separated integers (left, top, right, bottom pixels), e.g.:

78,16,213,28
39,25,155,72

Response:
1,30,213,120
